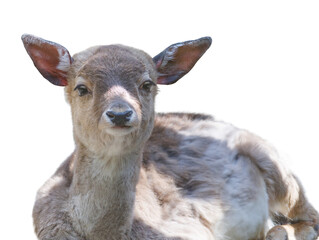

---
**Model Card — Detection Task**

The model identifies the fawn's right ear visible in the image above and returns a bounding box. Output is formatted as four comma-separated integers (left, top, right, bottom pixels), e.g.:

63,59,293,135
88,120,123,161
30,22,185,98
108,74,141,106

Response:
21,34,73,86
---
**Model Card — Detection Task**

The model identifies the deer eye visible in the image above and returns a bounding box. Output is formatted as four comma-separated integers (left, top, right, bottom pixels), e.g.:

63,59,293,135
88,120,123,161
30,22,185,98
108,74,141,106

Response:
74,84,90,97
140,80,155,92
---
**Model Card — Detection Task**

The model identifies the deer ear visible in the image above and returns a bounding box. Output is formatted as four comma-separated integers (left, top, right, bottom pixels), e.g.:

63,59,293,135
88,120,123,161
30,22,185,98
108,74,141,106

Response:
21,34,73,86
153,37,212,85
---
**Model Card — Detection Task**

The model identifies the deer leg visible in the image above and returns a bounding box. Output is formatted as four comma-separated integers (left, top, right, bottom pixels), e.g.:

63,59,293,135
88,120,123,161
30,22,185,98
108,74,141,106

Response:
266,222,319,240
234,131,319,240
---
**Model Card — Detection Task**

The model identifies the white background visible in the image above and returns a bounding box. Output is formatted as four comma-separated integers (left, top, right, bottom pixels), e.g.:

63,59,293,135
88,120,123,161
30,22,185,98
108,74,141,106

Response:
1,0,319,239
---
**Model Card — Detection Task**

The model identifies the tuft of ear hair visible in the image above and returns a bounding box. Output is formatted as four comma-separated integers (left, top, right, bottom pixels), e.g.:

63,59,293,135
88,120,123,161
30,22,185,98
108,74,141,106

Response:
21,34,73,86
153,37,212,85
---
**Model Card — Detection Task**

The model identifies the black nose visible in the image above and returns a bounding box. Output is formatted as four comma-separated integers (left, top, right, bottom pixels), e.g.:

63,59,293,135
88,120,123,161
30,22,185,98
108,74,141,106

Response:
106,110,133,126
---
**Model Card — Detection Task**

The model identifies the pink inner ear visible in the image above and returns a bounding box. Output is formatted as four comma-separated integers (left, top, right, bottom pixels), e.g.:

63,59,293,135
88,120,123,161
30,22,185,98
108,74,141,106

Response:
29,45,68,86
156,47,205,85
175,45,206,72
23,34,70,86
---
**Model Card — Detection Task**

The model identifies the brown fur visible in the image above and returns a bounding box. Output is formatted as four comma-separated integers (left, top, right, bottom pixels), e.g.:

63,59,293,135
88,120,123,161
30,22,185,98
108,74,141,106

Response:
22,35,319,240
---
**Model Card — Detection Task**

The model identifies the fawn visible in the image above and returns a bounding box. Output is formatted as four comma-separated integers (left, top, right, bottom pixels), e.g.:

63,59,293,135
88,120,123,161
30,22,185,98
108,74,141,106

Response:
22,34,319,240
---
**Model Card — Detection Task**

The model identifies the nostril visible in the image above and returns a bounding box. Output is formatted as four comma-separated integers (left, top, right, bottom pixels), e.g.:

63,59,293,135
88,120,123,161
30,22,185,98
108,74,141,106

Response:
124,110,133,119
106,111,116,120
314,224,319,233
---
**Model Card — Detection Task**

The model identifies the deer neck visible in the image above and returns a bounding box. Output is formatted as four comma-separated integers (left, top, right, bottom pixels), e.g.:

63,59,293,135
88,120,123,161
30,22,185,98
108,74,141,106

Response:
69,142,142,239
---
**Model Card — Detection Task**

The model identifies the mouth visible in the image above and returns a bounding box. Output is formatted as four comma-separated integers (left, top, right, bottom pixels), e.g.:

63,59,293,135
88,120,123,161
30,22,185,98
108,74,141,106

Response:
112,125,132,129
104,124,135,136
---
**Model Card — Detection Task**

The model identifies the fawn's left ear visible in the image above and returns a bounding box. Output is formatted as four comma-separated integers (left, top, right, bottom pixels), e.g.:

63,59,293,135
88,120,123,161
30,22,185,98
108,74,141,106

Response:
153,36,212,85
21,34,73,86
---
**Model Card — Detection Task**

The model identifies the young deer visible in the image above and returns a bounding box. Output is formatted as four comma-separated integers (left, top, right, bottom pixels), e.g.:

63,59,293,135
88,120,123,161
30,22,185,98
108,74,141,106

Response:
22,34,319,240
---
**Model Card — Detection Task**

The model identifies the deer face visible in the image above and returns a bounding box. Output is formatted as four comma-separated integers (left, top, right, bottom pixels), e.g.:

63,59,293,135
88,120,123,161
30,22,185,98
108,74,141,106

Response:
22,34,211,155
65,45,158,153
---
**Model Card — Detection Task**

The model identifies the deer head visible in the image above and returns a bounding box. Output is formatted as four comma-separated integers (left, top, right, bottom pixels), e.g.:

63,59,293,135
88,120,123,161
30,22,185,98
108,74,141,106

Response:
22,34,212,156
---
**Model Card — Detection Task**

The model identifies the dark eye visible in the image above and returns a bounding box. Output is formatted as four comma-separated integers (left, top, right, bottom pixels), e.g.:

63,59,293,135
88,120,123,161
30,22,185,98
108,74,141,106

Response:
74,84,90,97
140,80,155,92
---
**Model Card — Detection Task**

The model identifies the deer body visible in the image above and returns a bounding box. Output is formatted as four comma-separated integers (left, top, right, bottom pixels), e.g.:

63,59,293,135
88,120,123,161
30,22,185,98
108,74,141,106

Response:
23,35,319,240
